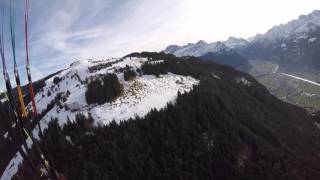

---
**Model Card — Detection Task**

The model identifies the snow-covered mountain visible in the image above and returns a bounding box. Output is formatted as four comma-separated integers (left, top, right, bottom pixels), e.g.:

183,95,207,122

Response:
163,41,251,71
1,55,199,179
163,10,320,71
224,37,249,49
163,38,249,57
163,40,232,57
251,10,320,43
31,57,199,127
236,10,320,71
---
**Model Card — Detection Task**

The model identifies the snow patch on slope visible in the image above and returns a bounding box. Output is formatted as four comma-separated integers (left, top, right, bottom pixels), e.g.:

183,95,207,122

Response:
92,74,198,125
308,37,318,43
235,77,252,86
31,56,199,129
0,152,23,180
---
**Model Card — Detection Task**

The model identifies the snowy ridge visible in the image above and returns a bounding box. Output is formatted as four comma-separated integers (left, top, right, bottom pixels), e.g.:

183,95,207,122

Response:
1,56,199,180
92,74,197,124
164,10,320,55
251,10,320,42
32,56,199,127
223,37,249,49
163,40,232,57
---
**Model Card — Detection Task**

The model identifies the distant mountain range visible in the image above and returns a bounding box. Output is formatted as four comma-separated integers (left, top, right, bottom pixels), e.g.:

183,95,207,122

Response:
236,10,320,71
163,10,320,72
162,10,320,111
163,40,252,72
164,40,230,57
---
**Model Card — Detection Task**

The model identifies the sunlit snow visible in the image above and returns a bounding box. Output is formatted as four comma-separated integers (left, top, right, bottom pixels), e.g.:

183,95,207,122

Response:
1,56,199,180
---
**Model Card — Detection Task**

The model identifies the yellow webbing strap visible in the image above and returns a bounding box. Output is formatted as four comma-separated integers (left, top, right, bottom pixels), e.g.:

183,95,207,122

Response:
44,159,50,169
16,85,27,117
23,128,31,140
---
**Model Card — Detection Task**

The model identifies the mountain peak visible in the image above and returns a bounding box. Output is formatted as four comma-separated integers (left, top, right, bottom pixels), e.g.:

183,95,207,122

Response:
237,9,320,72
213,41,229,50
224,37,249,49
226,36,242,41
163,40,232,57
163,45,180,54
251,10,320,42
310,9,320,17
196,40,208,45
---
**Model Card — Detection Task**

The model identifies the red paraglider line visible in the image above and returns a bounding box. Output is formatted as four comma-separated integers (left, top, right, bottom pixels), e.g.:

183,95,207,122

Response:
24,0,38,117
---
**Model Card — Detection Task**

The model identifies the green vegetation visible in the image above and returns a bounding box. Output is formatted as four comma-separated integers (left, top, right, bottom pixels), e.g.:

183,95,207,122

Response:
250,60,320,111
123,65,137,81
85,73,122,105
88,59,123,73
53,76,62,85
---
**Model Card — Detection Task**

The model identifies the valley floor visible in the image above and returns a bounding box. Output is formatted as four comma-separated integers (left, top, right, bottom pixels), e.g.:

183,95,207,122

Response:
250,60,320,111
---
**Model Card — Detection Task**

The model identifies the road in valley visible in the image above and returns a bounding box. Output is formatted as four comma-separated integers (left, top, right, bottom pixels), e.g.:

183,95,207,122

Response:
280,73,320,87
271,64,320,87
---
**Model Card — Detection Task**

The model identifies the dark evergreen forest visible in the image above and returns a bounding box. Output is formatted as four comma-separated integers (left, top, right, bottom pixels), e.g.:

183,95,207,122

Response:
85,74,122,105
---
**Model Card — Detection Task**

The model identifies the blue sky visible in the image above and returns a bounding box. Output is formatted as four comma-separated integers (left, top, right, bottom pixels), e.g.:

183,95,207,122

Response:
0,0,319,90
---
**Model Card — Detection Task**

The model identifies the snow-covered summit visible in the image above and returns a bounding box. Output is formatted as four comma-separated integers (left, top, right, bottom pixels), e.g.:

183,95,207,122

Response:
163,40,232,57
251,10,320,42
196,40,208,45
164,10,320,55
224,37,249,49
1,56,199,180
162,39,251,71
28,56,199,128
